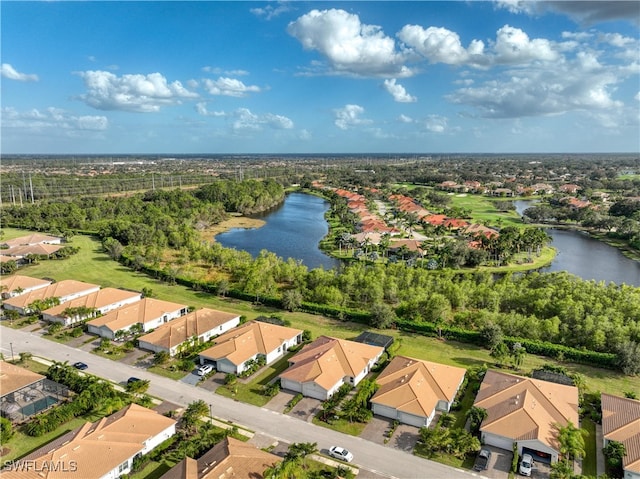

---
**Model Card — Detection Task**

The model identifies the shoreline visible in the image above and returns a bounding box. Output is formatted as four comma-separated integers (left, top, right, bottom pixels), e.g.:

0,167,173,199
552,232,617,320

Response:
199,214,266,241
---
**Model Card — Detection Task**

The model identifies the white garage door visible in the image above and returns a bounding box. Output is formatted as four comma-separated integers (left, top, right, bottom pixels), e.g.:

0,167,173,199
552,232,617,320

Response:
398,411,428,428
483,433,513,451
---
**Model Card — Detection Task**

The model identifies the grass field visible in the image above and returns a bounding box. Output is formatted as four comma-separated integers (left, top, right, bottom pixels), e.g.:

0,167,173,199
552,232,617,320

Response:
4,227,638,398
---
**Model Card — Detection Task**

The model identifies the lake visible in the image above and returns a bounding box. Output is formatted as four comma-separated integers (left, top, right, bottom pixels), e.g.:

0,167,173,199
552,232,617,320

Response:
514,200,640,286
216,192,340,270
217,194,640,286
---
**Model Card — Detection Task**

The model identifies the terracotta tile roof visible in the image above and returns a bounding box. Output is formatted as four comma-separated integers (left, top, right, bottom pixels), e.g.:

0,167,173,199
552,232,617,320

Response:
279,336,383,390
139,308,240,350
199,320,302,366
2,234,61,247
160,437,280,479
474,370,579,452
42,288,141,317
371,356,466,417
0,361,45,396
2,280,100,310
3,243,64,257
601,393,640,474
87,298,187,332
4,404,176,479
0,275,51,296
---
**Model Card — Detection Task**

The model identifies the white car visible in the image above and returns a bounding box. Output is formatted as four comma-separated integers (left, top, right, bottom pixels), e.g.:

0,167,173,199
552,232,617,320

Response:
197,364,214,376
329,446,353,463
519,453,534,476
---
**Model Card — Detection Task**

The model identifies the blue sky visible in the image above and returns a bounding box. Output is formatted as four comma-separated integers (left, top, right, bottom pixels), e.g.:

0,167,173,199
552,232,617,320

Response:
2,1,639,154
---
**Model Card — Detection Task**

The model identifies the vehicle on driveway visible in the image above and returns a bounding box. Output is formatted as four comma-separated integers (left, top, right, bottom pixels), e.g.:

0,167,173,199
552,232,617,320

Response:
73,362,88,370
519,453,534,476
197,364,214,376
328,446,353,463
473,448,492,471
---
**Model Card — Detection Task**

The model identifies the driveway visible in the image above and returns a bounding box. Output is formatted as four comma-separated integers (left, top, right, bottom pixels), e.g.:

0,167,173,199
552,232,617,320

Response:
264,390,297,412
198,372,226,392
361,415,394,445
389,424,420,452
287,397,322,422
478,446,512,479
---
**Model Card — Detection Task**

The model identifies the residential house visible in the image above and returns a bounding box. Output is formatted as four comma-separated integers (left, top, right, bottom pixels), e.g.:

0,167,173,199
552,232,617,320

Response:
370,356,466,428
0,275,52,299
41,288,142,326
198,320,303,374
473,370,579,463
86,298,188,339
601,393,640,479
2,280,101,315
279,336,384,400
159,437,281,479
1,233,62,248
138,308,241,357
1,403,176,479
0,361,68,423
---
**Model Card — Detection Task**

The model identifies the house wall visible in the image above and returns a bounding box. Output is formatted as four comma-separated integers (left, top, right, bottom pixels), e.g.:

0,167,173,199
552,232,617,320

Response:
137,340,166,356
625,469,640,479
100,295,141,315
141,424,176,454
213,358,238,375
142,309,183,332
87,324,116,339
372,403,434,428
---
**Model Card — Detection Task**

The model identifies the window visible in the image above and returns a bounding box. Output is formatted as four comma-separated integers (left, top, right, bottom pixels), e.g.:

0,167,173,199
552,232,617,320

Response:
118,460,129,473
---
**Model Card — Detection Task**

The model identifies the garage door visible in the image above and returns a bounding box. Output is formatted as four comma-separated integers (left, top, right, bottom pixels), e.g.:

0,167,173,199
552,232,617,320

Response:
522,447,552,464
398,411,428,428
483,433,513,451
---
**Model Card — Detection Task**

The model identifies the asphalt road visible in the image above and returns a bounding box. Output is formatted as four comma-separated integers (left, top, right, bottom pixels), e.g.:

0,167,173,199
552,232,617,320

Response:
1,327,476,479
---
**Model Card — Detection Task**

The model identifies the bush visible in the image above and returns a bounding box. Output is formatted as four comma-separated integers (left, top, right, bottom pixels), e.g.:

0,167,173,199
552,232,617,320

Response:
0,417,13,443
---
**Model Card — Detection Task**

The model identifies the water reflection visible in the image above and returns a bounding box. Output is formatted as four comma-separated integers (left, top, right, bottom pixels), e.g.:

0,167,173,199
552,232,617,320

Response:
216,193,340,270
514,200,640,286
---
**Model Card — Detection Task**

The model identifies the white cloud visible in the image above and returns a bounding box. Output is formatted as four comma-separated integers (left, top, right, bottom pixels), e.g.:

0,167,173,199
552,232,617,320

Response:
250,1,292,20
2,107,108,133
195,105,294,132
202,66,249,76
398,114,414,123
448,62,624,121
288,9,411,77
333,104,372,129
203,77,261,97
493,25,560,64
1,63,38,81
383,78,417,102
398,25,485,66
493,0,537,15
425,115,448,133
195,102,225,117
635,92,640,101
77,70,197,112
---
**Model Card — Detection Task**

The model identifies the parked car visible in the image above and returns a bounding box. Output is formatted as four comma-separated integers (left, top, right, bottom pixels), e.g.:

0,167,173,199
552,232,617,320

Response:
73,362,88,370
519,453,534,476
328,446,353,463
197,364,214,376
127,377,142,385
473,448,492,471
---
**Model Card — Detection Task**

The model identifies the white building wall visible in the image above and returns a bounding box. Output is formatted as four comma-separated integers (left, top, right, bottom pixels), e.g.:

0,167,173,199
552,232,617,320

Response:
280,378,303,394
58,286,100,303
302,381,330,400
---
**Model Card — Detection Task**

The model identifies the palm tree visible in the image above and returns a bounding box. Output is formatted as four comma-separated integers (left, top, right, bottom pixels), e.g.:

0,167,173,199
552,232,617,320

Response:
556,420,586,467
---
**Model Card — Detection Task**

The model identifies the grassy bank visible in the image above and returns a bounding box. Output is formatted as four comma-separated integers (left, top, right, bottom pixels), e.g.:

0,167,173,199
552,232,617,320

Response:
4,227,638,397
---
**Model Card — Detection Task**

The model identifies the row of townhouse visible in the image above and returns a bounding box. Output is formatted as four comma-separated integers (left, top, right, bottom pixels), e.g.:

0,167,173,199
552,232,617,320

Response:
0,233,65,267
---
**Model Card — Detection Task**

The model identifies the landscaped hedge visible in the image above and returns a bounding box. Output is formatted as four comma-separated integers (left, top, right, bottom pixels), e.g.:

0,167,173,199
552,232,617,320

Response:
119,253,620,371
394,319,618,370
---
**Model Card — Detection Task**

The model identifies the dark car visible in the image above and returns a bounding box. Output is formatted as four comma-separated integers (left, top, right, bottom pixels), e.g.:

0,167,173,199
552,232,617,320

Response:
127,377,142,385
473,448,492,471
73,362,88,370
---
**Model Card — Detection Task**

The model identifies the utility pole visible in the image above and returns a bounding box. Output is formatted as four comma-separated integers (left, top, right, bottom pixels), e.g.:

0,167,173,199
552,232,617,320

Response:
29,173,34,203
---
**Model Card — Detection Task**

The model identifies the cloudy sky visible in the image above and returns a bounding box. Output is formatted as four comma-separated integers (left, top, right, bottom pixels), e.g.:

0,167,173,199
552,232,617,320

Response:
2,1,639,154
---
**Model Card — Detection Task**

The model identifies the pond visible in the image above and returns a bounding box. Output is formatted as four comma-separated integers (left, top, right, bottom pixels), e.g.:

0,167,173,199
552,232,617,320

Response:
216,192,340,270
514,200,640,286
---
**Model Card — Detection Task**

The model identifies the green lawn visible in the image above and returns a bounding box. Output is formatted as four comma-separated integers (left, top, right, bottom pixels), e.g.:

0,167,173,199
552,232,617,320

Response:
215,354,294,406
581,419,597,477
311,415,368,436
449,193,524,227
6,227,639,398
2,416,88,462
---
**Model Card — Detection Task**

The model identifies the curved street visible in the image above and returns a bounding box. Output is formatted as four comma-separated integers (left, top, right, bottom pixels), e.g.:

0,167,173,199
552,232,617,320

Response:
1,326,478,479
